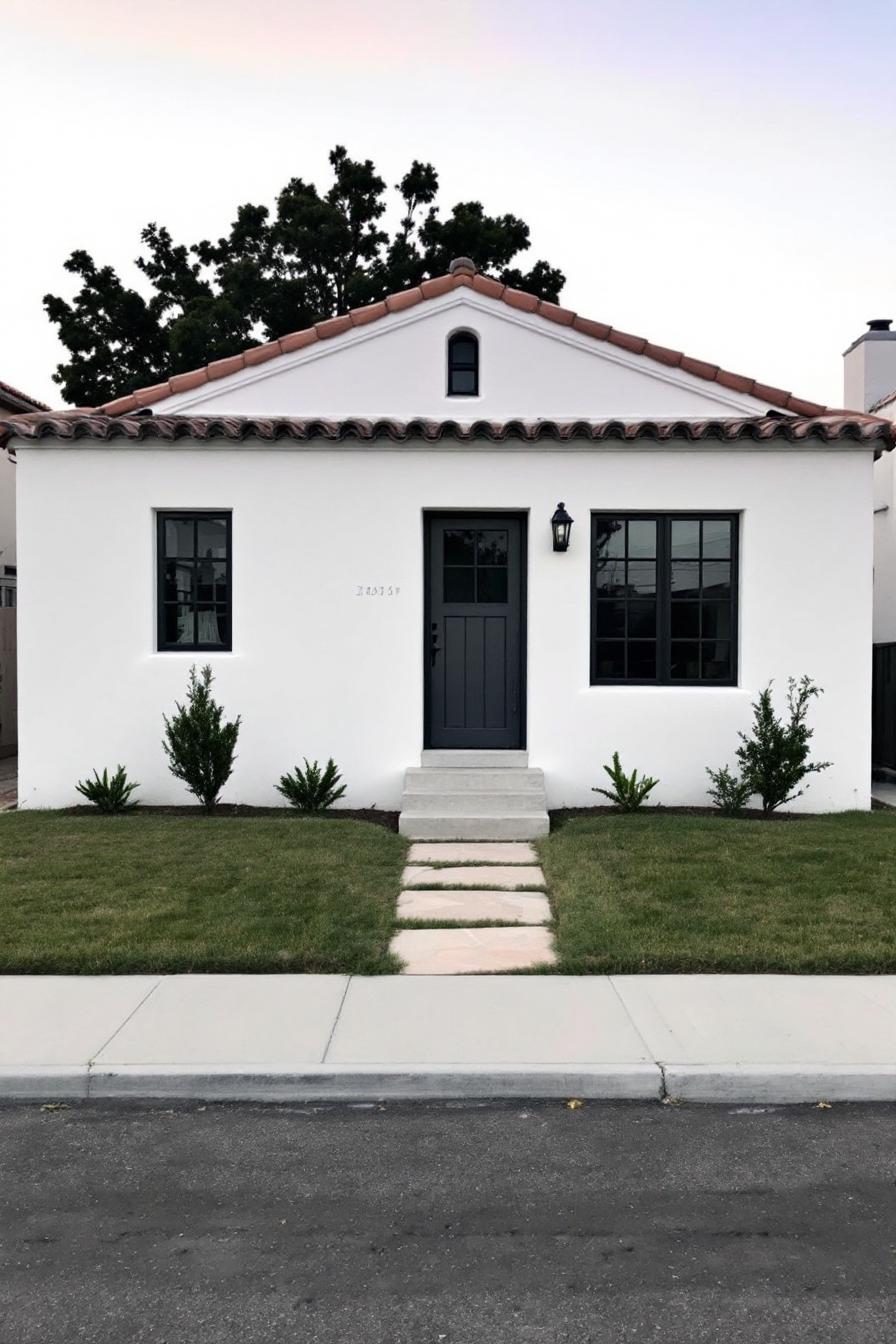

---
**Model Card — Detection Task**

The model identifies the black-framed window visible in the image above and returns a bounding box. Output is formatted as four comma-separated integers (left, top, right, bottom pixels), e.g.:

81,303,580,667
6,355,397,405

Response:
157,511,232,651
447,330,479,396
591,513,738,685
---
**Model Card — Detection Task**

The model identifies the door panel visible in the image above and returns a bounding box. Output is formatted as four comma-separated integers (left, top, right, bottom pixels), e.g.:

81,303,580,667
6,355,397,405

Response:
426,515,524,749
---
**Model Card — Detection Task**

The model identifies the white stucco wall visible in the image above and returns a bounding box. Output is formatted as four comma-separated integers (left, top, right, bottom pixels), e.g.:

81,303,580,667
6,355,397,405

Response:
152,290,776,422
15,439,872,812
872,398,896,643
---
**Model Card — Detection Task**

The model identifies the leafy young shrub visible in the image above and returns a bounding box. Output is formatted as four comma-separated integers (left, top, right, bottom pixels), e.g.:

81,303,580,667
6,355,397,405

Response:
75,765,140,814
705,764,752,816
593,752,659,812
162,664,241,812
735,676,831,816
276,758,347,814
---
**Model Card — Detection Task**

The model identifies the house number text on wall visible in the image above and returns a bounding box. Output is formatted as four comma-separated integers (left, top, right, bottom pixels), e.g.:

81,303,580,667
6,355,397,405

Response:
356,585,401,597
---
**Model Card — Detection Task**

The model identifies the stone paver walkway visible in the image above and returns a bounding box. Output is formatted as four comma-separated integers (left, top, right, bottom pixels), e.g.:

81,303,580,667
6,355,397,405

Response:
391,841,557,974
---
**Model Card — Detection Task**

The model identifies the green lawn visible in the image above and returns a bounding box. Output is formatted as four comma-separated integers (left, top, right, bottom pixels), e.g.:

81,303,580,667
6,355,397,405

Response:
0,813,406,974
540,811,896,974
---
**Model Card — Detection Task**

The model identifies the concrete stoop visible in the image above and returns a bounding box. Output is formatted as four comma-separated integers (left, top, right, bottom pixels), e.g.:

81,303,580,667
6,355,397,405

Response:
398,751,550,841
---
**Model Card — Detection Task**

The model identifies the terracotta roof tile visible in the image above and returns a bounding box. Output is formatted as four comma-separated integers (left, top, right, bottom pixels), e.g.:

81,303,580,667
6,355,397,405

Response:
680,355,720,381
538,301,575,327
502,287,539,313
471,274,505,300
208,354,247,380
91,266,835,419
385,287,424,313
2,412,890,452
279,329,318,355
243,339,283,368
349,300,388,326
420,275,456,300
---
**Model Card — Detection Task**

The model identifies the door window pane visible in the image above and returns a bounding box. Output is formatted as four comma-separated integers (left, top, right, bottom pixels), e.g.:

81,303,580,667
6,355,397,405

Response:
444,530,474,565
595,559,625,592
477,531,508,565
670,642,701,680
444,568,475,602
594,520,626,558
702,643,731,679
670,602,700,639
477,568,508,603
701,561,731,598
626,562,656,596
197,518,228,558
164,518,194,558
671,561,700,597
627,602,657,638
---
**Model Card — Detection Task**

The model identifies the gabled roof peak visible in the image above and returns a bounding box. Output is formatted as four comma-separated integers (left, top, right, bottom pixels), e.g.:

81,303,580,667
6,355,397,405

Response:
97,269,832,420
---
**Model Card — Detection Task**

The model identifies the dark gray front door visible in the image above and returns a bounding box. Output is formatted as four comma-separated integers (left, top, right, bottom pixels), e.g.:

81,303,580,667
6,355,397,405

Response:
426,514,525,749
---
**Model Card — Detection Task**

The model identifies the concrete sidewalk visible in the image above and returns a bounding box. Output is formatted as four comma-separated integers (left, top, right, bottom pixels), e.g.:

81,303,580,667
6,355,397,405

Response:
2,973,896,1104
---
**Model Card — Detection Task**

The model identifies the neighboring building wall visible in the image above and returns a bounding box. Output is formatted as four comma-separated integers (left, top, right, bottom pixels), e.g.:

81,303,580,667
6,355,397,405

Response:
15,440,873,811
0,450,15,605
873,437,896,643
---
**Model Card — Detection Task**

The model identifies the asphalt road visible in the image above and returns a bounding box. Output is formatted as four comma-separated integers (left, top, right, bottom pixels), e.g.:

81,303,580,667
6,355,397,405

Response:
1,1100,895,1342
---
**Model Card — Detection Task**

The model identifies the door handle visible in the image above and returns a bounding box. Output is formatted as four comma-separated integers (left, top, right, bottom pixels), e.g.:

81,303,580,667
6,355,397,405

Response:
430,622,441,666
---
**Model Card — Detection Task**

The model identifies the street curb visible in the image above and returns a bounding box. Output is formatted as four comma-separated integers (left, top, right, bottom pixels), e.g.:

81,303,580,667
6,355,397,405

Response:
84,1063,664,1102
664,1063,896,1103
0,1066,89,1099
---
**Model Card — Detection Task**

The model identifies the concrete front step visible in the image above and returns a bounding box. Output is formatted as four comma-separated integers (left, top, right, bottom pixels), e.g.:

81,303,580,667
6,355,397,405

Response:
421,750,529,768
404,767,545,793
400,792,547,816
398,813,550,840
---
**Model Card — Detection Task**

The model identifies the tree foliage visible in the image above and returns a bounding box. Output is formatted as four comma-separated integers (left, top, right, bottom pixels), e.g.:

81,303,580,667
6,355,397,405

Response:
44,146,565,405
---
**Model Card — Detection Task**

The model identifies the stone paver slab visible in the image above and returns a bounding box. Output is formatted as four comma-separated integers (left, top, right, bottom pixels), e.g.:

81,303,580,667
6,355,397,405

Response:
402,864,545,889
397,888,551,924
407,842,538,865
612,975,896,1065
326,975,650,1063
390,927,556,974
0,976,160,1065
93,975,348,1066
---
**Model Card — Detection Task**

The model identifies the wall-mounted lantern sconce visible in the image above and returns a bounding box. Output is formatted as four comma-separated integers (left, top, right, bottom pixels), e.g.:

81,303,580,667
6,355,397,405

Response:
551,502,573,552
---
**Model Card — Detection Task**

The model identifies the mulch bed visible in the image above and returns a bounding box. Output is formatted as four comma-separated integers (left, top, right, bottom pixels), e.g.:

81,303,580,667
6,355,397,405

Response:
64,805,401,832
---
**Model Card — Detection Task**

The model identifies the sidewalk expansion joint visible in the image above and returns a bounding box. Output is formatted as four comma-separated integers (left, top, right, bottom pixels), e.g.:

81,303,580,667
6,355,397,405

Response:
320,976,352,1064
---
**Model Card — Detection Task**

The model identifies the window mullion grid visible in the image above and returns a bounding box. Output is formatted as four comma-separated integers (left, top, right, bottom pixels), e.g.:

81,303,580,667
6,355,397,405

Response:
658,517,670,684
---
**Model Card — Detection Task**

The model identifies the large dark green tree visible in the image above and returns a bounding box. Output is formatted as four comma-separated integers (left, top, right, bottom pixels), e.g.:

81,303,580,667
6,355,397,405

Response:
44,147,565,405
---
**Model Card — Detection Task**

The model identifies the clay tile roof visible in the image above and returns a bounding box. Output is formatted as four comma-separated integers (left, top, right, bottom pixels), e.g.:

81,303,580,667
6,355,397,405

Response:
0,379,50,414
1,412,891,453
91,266,836,419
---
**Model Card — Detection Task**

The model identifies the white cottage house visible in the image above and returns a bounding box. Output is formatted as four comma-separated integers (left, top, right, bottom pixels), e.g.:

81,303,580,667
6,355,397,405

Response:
2,259,891,834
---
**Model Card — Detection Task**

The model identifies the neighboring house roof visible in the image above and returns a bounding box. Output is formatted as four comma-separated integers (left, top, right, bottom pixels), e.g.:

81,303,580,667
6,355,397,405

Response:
96,261,833,419
0,412,891,451
871,388,896,413
0,378,50,415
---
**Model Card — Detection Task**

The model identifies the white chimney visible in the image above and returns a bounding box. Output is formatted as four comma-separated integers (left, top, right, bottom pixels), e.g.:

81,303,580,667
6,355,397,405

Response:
844,319,896,412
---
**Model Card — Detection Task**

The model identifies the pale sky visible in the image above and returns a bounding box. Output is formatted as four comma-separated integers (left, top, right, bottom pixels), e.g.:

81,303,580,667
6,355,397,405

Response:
3,0,895,409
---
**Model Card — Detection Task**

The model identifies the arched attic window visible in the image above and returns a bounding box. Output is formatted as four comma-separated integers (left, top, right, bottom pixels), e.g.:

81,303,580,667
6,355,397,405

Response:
447,330,479,397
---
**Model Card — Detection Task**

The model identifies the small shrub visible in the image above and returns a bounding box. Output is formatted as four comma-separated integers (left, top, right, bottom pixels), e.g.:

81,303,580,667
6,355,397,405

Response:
162,664,241,812
276,758,347,813
706,764,752,816
593,751,659,811
736,676,831,816
75,765,140,814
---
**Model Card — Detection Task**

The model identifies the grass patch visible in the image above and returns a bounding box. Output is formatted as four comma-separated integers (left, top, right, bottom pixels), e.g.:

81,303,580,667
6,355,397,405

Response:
0,812,407,974
540,811,896,973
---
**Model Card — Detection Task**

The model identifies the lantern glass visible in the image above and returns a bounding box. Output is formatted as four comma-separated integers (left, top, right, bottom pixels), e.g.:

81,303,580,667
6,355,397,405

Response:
551,502,574,552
